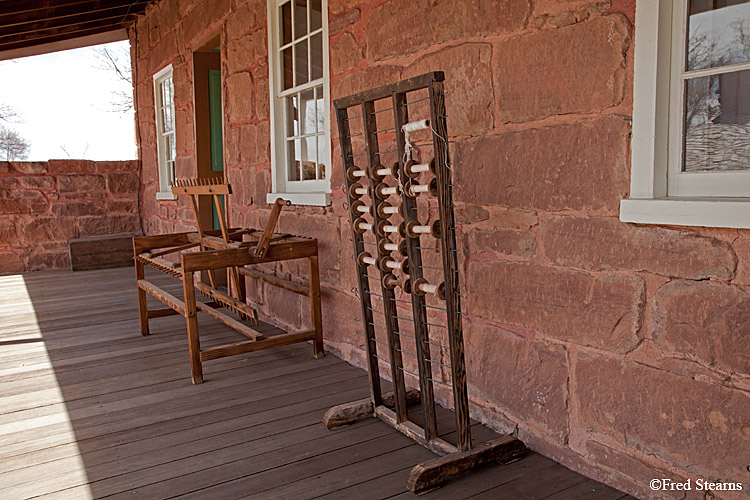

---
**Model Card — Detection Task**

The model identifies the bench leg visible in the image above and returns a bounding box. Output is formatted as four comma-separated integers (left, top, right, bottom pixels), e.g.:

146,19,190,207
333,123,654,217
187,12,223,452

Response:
135,258,149,336
308,255,324,358
183,270,204,384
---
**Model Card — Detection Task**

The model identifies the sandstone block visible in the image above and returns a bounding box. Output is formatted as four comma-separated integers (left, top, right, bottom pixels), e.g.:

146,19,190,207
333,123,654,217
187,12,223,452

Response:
107,200,137,214
454,204,489,224
542,217,737,279
226,72,255,122
47,159,95,174
403,44,493,135
329,9,360,35
278,213,340,283
467,227,536,257
27,251,70,271
78,215,141,236
51,202,106,217
576,354,750,481
466,321,569,442
20,176,55,190
227,2,264,40
227,30,267,74
0,161,8,173
10,162,47,174
653,280,750,377
494,16,629,122
467,261,644,352
58,174,106,193
0,252,24,274
331,32,362,75
264,285,302,330
0,220,16,240
107,172,140,195
454,116,630,211
22,217,76,242
333,65,402,101
367,0,529,61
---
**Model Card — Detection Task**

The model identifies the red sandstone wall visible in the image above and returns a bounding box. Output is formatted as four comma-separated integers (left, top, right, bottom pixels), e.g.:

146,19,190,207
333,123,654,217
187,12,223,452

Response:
132,0,750,498
0,160,141,274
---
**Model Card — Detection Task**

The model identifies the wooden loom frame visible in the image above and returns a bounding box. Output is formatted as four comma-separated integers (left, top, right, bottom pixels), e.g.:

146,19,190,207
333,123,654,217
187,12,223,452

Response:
133,178,324,384
324,72,526,493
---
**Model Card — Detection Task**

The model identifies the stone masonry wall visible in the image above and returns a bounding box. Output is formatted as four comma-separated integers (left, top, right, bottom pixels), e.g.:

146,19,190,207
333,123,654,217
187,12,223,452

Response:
132,0,750,498
0,160,140,274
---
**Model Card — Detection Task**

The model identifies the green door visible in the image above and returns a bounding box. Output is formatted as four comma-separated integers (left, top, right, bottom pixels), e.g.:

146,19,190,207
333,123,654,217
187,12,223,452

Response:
209,69,224,230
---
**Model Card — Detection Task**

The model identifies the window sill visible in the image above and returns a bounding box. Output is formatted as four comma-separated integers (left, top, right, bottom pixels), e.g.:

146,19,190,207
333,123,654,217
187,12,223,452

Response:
267,191,331,207
620,197,750,229
156,192,177,201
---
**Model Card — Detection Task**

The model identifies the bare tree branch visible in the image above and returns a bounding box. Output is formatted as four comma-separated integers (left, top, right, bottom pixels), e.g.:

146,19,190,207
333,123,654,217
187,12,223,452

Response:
0,125,30,161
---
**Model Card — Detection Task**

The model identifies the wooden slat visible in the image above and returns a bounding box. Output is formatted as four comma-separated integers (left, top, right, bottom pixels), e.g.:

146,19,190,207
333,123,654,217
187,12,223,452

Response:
200,330,317,361
238,267,310,296
375,405,457,456
194,301,263,341
136,279,185,316
333,71,444,109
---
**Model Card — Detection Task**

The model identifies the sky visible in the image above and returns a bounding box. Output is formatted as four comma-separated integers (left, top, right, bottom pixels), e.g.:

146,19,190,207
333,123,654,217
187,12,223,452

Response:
0,40,137,161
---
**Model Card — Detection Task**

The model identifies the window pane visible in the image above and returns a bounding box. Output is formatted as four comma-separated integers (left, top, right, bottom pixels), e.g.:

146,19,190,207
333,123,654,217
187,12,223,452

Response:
310,0,322,32
294,0,308,38
683,70,750,172
317,134,327,179
288,139,301,181
301,136,317,180
300,89,316,135
315,85,325,132
282,47,293,90
281,1,292,45
286,94,299,136
687,0,750,71
311,33,323,80
294,40,309,86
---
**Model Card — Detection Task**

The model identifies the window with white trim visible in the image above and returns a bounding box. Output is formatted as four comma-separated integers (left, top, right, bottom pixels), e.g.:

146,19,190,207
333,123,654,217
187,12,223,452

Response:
621,0,750,228
267,0,331,206
153,64,176,200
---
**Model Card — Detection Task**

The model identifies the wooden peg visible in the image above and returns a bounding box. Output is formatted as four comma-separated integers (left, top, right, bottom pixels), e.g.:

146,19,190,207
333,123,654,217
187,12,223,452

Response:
404,178,438,199
350,200,372,217
382,273,400,290
374,183,399,200
376,220,405,238
404,158,436,179
380,256,409,274
346,166,367,182
357,251,377,267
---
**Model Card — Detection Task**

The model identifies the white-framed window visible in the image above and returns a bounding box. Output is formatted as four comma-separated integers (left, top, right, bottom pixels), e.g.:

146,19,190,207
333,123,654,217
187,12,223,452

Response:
267,0,331,206
153,64,177,200
621,0,750,228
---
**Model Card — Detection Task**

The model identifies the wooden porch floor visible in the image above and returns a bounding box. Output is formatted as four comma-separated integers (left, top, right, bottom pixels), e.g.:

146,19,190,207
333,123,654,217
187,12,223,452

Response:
0,267,633,500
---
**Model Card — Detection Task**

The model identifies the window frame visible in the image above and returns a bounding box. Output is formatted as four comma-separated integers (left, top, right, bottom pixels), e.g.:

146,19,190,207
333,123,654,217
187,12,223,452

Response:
153,64,177,201
620,0,750,229
266,0,332,207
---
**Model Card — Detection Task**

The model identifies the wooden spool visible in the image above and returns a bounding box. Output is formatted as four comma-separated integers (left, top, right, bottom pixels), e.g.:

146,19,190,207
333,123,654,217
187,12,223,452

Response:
349,182,368,199
357,251,377,267
405,219,441,239
403,278,446,300
350,199,373,217
404,178,438,199
346,165,367,182
369,163,399,182
376,202,403,219
374,182,399,200
404,158,436,179
380,256,409,274
353,217,373,234
377,220,406,238
382,273,400,290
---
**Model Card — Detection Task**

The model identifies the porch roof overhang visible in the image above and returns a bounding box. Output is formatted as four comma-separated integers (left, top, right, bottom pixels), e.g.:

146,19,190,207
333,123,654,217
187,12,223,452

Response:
0,0,158,61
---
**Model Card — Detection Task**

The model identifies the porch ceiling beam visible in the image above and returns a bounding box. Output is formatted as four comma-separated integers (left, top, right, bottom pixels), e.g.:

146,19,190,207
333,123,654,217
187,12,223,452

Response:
0,12,140,40
0,1,151,30
0,23,131,53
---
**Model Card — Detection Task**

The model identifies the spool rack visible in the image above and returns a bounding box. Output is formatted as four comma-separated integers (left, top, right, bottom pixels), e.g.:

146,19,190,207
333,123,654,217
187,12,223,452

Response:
324,72,526,493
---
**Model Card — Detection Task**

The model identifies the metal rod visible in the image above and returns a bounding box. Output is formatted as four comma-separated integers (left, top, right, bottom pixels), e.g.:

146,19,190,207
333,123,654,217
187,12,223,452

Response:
374,127,396,134
367,322,387,330
371,107,394,115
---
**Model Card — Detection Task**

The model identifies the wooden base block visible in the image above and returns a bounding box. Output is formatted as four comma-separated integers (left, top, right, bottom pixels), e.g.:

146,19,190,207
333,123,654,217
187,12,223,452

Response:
322,389,420,429
406,435,528,494
69,234,136,271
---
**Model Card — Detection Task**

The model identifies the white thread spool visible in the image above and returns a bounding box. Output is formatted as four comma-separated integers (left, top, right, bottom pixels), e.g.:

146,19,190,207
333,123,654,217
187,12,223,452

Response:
353,217,372,234
357,252,377,267
402,119,430,133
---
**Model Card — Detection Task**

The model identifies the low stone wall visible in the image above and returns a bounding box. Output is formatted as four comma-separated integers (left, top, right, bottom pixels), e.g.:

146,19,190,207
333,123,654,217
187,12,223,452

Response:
0,160,141,274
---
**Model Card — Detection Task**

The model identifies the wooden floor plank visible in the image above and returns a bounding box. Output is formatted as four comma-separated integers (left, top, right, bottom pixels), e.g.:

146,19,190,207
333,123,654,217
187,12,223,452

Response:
0,268,631,500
